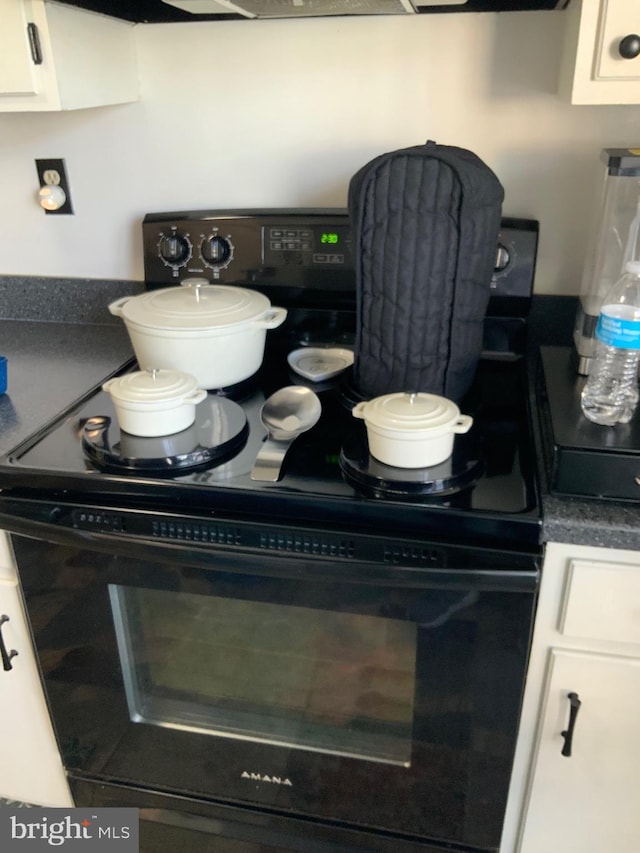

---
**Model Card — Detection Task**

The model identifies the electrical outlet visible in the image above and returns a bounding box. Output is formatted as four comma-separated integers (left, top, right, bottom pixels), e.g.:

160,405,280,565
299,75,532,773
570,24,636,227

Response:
35,158,74,215
42,169,61,186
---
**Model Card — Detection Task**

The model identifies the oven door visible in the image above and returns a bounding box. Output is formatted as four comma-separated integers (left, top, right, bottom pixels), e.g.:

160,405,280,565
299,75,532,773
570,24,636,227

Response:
8,516,538,852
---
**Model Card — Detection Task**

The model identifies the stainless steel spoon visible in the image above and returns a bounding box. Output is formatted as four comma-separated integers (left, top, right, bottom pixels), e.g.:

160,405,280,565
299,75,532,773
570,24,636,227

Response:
250,386,322,482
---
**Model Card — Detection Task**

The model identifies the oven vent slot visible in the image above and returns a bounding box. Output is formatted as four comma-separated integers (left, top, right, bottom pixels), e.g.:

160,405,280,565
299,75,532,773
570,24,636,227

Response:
151,519,241,545
259,531,355,558
383,545,445,566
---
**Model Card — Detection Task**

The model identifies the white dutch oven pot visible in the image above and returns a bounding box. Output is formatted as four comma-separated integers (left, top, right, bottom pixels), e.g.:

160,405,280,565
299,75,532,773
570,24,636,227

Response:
102,368,207,437
352,392,473,469
109,279,287,389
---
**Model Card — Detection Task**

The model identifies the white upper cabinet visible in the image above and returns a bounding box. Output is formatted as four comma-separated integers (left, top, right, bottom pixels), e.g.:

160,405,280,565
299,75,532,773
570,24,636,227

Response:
0,0,39,96
0,0,138,111
559,0,640,104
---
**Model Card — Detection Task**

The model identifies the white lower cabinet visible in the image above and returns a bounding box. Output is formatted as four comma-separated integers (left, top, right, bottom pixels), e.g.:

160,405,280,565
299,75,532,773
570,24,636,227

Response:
520,649,639,853
0,532,72,806
501,542,640,853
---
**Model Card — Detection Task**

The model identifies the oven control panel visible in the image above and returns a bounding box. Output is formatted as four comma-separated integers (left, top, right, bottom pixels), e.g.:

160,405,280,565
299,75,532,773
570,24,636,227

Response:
142,209,538,319
262,222,352,268
142,209,355,291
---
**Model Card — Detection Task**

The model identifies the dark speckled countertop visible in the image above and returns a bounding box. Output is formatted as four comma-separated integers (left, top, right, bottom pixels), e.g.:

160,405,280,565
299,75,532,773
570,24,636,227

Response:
541,491,640,549
0,281,639,553
528,297,640,551
533,363,640,550
533,355,640,551
0,276,142,457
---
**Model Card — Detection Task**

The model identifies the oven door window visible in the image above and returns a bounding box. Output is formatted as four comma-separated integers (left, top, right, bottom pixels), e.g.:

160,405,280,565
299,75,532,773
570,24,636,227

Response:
109,585,416,767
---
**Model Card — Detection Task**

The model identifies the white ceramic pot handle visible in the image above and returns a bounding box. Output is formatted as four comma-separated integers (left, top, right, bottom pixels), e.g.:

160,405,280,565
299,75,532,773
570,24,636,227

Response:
108,297,132,317
180,278,208,289
452,414,473,434
179,278,209,304
352,402,367,420
257,307,287,330
185,388,208,406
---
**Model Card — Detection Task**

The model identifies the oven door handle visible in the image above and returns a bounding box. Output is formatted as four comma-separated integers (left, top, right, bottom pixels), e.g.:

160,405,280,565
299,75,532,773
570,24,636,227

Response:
0,615,19,672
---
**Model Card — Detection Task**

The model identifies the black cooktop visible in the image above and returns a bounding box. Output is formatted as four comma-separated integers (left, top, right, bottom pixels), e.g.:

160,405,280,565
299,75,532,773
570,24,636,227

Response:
0,210,542,550
0,343,540,548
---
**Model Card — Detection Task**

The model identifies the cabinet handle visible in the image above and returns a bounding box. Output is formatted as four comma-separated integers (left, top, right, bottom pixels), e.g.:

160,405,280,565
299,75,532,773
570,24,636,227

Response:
618,34,640,60
26,23,43,65
560,691,581,757
0,615,19,672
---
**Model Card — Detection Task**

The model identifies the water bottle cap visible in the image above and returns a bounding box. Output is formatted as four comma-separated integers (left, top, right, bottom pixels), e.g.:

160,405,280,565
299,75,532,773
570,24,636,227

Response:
625,260,640,275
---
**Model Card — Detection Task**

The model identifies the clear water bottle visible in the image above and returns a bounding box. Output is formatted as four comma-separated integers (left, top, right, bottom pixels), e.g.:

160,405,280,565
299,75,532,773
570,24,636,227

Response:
581,261,640,426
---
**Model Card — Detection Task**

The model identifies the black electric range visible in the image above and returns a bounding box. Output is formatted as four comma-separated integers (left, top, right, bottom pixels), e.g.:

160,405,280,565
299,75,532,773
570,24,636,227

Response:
0,210,544,853
0,210,541,552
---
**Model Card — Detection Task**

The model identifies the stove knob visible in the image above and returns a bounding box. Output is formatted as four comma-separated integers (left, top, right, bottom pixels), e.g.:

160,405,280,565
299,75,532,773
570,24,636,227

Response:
158,234,192,267
201,235,233,268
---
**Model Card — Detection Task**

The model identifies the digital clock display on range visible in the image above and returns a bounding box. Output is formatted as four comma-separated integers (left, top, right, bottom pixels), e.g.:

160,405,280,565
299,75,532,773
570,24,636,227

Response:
263,222,352,267
314,226,349,254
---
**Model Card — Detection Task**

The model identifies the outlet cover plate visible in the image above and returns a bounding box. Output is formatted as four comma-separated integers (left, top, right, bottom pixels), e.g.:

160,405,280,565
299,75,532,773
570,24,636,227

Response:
35,158,74,215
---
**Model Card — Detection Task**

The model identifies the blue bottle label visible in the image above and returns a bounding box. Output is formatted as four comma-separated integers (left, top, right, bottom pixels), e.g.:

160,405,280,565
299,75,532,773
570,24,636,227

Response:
596,312,640,349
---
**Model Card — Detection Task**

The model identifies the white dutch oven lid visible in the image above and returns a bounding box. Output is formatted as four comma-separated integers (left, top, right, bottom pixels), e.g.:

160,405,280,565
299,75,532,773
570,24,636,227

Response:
115,279,272,330
103,368,201,404
357,392,463,433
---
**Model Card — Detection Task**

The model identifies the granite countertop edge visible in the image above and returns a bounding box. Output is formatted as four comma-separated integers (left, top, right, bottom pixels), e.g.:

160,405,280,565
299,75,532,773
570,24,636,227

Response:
541,494,640,550
0,276,142,459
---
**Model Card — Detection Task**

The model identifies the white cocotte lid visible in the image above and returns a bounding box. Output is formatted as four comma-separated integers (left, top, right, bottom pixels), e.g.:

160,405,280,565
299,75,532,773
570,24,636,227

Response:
111,279,272,331
354,392,471,436
103,368,204,406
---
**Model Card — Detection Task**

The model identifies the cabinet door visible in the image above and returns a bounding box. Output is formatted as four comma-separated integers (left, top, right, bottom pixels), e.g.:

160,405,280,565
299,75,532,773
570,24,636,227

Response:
560,0,640,104
595,0,640,82
0,0,137,112
0,0,38,96
0,577,72,806
519,648,640,853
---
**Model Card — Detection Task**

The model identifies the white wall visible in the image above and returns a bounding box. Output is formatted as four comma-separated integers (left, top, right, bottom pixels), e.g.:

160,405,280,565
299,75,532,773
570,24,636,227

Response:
0,10,638,293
